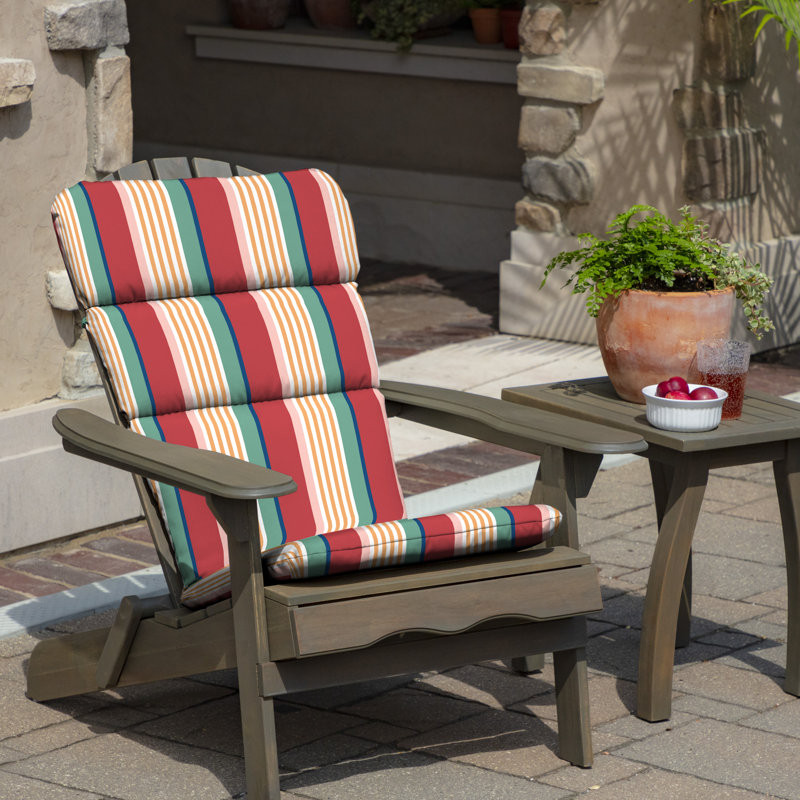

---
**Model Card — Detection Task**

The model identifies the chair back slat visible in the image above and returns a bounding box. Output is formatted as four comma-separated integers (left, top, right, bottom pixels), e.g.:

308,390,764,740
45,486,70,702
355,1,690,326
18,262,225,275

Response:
151,157,194,180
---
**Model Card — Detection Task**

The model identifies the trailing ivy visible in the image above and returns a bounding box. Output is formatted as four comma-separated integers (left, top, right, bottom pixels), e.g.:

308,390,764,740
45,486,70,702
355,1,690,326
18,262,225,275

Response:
541,205,774,337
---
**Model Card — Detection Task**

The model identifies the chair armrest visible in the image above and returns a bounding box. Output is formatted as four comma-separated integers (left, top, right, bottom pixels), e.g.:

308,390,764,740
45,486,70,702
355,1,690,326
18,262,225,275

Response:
379,380,647,457
53,409,297,501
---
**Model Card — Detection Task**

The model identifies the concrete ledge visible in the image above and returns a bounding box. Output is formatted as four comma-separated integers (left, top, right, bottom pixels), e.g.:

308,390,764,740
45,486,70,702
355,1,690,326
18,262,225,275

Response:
0,394,141,553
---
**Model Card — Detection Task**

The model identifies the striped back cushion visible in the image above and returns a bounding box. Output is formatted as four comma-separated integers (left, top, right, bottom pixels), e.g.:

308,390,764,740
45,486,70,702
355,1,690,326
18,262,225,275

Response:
52,169,359,307
51,169,407,592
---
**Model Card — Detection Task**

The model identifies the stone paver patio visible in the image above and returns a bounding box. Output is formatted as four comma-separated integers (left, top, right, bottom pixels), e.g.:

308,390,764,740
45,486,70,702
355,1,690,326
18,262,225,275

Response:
2,457,799,799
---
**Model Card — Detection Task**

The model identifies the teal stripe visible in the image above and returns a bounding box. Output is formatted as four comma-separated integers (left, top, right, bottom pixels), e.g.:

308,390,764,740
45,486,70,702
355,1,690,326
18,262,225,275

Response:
485,507,515,548
263,174,310,285
398,519,425,563
326,392,375,524
90,307,155,417
297,288,343,392
298,537,331,578
162,181,212,294
67,186,114,306
135,416,198,585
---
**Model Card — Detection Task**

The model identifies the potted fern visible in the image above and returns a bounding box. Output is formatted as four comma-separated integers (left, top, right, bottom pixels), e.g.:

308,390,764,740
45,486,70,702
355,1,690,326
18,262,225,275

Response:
541,205,773,402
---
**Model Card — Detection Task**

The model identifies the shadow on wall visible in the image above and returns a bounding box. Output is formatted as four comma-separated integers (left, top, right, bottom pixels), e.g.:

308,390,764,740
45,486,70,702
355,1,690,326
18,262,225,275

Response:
565,0,699,236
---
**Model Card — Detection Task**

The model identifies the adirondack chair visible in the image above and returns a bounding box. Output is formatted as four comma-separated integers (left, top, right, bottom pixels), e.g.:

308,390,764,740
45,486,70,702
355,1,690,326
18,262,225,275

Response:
26,157,647,798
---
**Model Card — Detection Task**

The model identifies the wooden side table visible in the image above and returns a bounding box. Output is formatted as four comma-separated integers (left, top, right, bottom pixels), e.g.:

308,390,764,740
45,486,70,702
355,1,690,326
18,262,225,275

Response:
503,377,800,722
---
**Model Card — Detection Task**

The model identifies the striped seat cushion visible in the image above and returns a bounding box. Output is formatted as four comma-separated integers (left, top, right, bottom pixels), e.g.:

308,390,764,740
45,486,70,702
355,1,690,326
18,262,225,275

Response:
182,504,561,607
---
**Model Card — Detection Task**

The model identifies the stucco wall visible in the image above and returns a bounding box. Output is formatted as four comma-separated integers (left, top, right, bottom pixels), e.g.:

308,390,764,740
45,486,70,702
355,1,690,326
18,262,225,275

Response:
565,0,800,243
125,0,522,180
0,0,88,412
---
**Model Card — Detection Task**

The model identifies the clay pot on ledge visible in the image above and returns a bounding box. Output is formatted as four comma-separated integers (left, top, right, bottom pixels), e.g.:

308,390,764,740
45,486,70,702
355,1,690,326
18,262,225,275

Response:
469,8,501,43
229,0,291,29
596,287,736,404
500,7,522,49
304,0,357,29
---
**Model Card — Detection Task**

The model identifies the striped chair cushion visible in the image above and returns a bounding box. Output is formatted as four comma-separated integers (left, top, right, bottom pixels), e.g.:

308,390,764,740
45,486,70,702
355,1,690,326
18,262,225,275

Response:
182,505,561,607
52,169,358,307
131,390,406,589
86,283,377,418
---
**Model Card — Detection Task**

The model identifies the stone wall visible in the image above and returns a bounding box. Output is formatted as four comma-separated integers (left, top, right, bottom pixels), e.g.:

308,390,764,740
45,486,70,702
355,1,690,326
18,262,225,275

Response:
0,0,140,553
500,0,800,352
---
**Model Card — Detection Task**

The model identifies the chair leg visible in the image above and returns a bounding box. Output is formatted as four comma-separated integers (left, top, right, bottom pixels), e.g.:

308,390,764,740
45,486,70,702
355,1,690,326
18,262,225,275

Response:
511,654,544,673
553,644,593,768
238,676,281,800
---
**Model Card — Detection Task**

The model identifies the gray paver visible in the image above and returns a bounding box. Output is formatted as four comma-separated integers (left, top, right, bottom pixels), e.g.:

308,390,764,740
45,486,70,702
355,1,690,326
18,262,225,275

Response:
616,719,800,798
740,700,800,738
672,661,792,710
283,748,570,799
5,731,245,800
0,772,103,799
538,754,645,792
568,766,772,799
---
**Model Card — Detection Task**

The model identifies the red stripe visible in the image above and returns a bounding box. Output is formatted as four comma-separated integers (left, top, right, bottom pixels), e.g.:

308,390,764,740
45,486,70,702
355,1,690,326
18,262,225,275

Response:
185,178,248,292
156,413,225,578
323,529,364,575
283,171,340,284
347,390,405,523
250,400,318,540
82,182,146,303
417,514,457,561
123,303,185,412
215,293,283,401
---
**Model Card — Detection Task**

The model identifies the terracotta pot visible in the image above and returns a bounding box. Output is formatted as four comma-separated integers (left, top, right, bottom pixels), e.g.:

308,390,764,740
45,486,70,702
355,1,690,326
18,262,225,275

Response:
500,8,522,49
304,0,357,29
229,0,290,29
469,8,501,43
596,287,736,403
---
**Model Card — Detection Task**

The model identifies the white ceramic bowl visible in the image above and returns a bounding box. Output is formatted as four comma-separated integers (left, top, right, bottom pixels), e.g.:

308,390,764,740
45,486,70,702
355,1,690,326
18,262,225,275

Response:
641,384,728,432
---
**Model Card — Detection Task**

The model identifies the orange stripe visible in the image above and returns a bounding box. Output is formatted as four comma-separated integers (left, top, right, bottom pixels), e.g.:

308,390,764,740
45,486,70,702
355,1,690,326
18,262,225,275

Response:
87,309,138,417
54,194,97,307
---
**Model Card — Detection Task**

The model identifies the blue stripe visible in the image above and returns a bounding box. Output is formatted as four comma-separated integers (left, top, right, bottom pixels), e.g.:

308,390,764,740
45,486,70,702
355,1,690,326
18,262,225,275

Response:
152,416,199,579
78,183,115,304
413,518,426,561
247,404,288,544
212,296,251,403
501,506,516,544
179,179,215,293
342,391,377,524
279,172,313,282
116,307,157,415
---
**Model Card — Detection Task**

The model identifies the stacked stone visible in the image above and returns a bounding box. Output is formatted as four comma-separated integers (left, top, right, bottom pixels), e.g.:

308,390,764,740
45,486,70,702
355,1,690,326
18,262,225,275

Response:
514,0,603,235
675,0,762,206
499,0,604,344
43,0,133,397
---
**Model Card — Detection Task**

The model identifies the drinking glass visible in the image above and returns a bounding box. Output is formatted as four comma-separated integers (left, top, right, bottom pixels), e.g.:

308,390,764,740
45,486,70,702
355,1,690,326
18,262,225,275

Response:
696,339,751,420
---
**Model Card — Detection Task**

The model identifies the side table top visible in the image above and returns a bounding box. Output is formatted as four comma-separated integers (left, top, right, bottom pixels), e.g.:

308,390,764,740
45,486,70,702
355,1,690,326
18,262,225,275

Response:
503,377,800,453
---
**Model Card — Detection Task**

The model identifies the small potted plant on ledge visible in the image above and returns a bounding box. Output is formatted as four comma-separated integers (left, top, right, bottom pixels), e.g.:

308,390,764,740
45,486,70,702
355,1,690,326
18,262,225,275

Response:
355,0,466,50
467,0,502,43
541,204,774,403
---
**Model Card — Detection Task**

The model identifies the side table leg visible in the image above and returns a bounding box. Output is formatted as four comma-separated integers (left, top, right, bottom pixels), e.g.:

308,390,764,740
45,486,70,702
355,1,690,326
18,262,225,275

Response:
637,456,708,722
649,461,692,647
773,442,800,697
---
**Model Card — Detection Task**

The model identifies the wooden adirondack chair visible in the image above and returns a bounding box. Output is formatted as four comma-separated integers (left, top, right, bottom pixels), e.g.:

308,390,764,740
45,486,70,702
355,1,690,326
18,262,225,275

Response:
26,157,647,799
